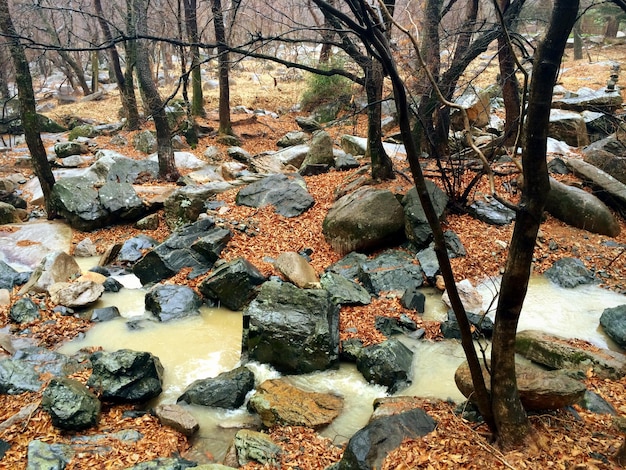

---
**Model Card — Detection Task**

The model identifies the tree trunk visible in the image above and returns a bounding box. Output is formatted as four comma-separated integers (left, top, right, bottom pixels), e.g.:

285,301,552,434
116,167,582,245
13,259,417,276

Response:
132,0,180,181
183,0,205,117
365,61,394,181
94,0,140,130
0,0,56,218
497,0,521,146
491,0,579,449
212,0,233,136
573,20,583,60
605,16,619,38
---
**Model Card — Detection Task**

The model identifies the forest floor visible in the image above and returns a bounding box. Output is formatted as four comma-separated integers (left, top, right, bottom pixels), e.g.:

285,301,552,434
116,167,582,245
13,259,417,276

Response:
0,42,626,468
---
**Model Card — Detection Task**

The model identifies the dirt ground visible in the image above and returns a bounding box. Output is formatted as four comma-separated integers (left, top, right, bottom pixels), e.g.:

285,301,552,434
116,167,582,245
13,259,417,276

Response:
0,41,625,469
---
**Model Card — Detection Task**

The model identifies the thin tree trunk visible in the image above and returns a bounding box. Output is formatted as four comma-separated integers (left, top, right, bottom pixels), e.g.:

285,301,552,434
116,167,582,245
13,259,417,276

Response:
212,0,233,136
94,0,140,129
497,0,521,146
491,0,579,449
365,61,394,181
0,0,56,217
183,0,204,117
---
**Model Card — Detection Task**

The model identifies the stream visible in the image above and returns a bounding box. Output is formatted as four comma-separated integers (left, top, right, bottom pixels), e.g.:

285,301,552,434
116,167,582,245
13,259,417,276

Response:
55,263,626,460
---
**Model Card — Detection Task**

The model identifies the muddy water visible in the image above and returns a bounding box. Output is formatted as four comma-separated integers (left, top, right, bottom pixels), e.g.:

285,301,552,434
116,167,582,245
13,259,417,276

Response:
57,273,626,460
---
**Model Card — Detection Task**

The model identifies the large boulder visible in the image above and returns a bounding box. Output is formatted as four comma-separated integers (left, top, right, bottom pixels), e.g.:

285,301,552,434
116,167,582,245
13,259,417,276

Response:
402,181,449,249
357,249,424,296
144,284,203,322
100,153,159,184
244,280,340,374
247,378,343,429
356,338,413,393
177,366,255,409
322,187,405,254
548,109,589,147
98,181,145,220
552,87,623,113
41,377,100,431
544,257,595,288
53,141,90,159
236,173,314,217
455,360,587,411
198,257,266,311
87,349,164,402
300,130,334,167
319,271,371,306
338,408,436,470
600,305,626,349
545,177,620,237
515,329,626,380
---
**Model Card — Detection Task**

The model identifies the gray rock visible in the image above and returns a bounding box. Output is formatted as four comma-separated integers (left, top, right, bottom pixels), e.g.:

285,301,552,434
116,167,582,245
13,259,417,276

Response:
356,338,413,393
177,366,255,409
335,153,360,171
584,133,626,158
516,329,626,379
357,249,424,296
0,260,19,290
190,228,232,264
98,181,145,221
301,130,334,168
87,349,164,402
277,131,307,147
548,109,589,147
50,176,110,231
104,155,159,184
26,440,74,470
154,403,199,436
133,130,158,154
600,304,626,349
582,111,618,140
123,457,198,470
244,280,339,374
41,377,101,430
233,429,281,467
90,306,121,322
326,252,368,280
450,87,491,129
135,213,160,231
163,186,216,230
552,87,623,113
145,284,202,322
400,287,425,313
69,124,98,140
0,201,20,224
320,271,371,306
340,135,367,156
295,116,322,133
9,297,40,323
440,309,494,339
402,181,449,249
74,238,98,257
198,257,266,311
0,359,42,394
53,141,89,158
545,177,620,237
338,408,436,470
544,257,596,288
469,198,516,226
578,390,617,415
48,281,104,308
236,173,314,218
583,149,626,185
227,146,252,163
323,187,405,254
118,235,159,264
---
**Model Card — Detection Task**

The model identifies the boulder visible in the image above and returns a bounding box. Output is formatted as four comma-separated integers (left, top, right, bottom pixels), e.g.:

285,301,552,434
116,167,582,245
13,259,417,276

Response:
0,358,42,394
441,278,484,312
74,238,98,257
154,404,199,436
133,130,158,154
18,251,81,295
0,201,20,224
300,130,334,167
163,186,216,230
53,141,89,159
323,187,405,254
277,131,307,148
326,252,368,280
26,440,74,470
400,287,425,313
340,135,367,156
516,329,626,380
584,133,626,159
335,153,360,171
450,87,491,129
68,124,98,140
357,249,424,296
235,174,314,218
583,149,626,185
247,378,343,429
117,235,159,264
232,429,281,467
356,338,413,393
338,408,436,470
544,257,595,288
244,280,340,374
552,87,623,113
468,198,516,226
548,109,589,147
87,349,164,402
402,181,449,249
440,309,494,339
177,366,255,409
41,377,101,430
274,251,319,288
98,181,145,220
455,359,587,411
319,271,371,306
50,176,109,231
0,261,20,290
102,154,159,184
48,281,104,308
600,304,626,349
295,116,322,133
198,257,266,311
145,284,203,322
90,306,121,322
9,297,40,323
545,178,620,237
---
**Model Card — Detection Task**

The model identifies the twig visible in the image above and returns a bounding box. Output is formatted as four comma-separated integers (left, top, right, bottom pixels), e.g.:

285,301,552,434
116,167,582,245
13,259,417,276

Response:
0,401,40,434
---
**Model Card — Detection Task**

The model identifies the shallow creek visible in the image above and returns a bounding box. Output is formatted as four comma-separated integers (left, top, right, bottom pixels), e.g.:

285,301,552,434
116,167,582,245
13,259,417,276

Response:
57,269,626,460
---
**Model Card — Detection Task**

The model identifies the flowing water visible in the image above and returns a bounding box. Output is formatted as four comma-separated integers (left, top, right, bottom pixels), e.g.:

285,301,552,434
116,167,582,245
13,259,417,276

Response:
57,268,626,460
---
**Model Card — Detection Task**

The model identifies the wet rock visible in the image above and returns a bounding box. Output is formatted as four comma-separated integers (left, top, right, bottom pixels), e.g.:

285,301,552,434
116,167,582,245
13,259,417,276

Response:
103,277,123,293
74,238,97,257
441,279,484,313
323,187,405,255
50,176,109,230
375,315,418,337
41,377,101,430
545,178,620,237
515,329,626,379
319,271,371,306
145,284,202,322
248,378,343,429
163,186,216,230
544,257,596,288
198,257,266,311
133,130,157,154
357,249,424,296
338,408,436,470
0,358,42,394
190,227,232,264
548,109,589,147
274,251,319,288
87,349,164,402
600,304,626,349
177,366,255,409
402,181,449,249
26,440,74,470
440,309,494,339
236,173,314,218
400,287,425,313
49,281,104,308
455,359,586,410
326,252,368,280
13,346,82,376
356,338,413,393
154,403,199,436
468,198,516,226
244,280,340,374
54,141,89,159
232,429,281,467
90,306,121,322
118,235,159,264
9,297,40,323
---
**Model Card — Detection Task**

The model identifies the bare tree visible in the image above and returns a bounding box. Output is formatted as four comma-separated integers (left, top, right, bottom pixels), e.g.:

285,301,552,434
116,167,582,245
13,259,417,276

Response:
183,0,204,116
212,0,234,137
